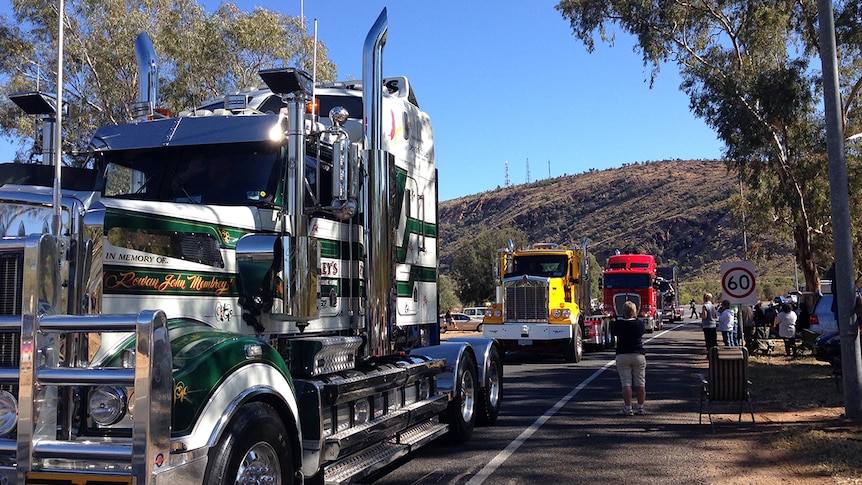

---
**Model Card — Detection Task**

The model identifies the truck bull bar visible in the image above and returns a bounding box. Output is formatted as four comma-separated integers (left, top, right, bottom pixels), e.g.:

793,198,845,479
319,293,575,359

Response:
0,234,172,484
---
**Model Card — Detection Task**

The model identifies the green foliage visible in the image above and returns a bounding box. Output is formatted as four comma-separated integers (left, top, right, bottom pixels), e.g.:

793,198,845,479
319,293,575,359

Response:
437,274,461,313
0,0,336,163
555,0,862,292
586,250,601,304
451,226,527,305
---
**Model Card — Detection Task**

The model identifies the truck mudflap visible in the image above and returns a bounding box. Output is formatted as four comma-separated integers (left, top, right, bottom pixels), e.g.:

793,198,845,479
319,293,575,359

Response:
584,315,606,345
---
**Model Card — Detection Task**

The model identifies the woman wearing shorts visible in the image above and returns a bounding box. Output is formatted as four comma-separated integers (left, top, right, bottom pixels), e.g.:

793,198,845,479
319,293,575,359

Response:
611,301,647,416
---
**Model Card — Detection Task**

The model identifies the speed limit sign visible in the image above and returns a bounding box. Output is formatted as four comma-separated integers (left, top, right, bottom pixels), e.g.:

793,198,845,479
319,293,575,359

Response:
720,261,757,304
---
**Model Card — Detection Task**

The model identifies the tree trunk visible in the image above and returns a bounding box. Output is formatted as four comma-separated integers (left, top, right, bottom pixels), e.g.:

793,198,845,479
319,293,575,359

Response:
794,222,820,292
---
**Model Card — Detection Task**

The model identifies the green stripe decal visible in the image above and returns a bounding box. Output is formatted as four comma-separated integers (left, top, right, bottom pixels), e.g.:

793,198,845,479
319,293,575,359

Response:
318,239,364,259
396,266,437,298
105,209,248,249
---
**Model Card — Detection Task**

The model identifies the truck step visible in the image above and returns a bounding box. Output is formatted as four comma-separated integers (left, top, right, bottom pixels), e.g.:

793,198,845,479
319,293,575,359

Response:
323,421,449,484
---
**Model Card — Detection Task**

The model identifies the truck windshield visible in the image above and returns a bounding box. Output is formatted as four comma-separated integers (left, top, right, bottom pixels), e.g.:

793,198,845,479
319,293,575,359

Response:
509,255,568,278
101,143,281,206
603,273,651,289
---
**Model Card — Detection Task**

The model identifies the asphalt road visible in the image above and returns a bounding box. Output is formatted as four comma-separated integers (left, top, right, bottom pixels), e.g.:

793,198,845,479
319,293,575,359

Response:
365,318,753,484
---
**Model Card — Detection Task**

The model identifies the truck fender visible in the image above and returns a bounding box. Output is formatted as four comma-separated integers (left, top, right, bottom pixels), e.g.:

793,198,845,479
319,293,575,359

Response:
438,338,500,394
411,341,475,396
176,363,304,475
443,337,504,425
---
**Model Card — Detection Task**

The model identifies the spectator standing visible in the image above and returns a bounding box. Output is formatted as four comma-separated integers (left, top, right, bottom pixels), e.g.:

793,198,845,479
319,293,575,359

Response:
738,303,753,348
445,310,457,331
611,301,646,416
797,301,811,331
689,299,698,319
776,302,798,357
718,300,737,346
700,293,719,352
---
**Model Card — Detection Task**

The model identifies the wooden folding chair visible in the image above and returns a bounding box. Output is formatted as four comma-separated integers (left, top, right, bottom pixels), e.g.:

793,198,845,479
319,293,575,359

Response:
698,346,756,432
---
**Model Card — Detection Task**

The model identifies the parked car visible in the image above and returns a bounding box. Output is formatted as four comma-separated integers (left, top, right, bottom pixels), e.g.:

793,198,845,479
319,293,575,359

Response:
461,307,488,323
439,312,483,332
809,293,837,334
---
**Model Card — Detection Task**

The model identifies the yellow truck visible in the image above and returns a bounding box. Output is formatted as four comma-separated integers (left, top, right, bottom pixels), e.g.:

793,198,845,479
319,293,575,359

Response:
482,240,611,361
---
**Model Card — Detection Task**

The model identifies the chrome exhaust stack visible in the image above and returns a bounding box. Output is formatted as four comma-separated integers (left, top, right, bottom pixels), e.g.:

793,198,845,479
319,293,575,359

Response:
132,33,159,121
362,8,390,356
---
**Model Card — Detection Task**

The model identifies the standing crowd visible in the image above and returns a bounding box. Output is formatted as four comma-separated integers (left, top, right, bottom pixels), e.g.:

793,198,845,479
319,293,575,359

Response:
698,292,802,357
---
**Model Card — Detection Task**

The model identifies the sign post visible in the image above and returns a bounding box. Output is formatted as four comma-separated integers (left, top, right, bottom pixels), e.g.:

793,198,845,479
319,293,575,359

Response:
720,261,757,305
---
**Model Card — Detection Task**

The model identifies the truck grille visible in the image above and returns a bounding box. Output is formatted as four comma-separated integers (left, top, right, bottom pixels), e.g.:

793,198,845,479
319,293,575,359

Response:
0,249,22,395
504,279,548,322
614,294,641,316
0,250,23,315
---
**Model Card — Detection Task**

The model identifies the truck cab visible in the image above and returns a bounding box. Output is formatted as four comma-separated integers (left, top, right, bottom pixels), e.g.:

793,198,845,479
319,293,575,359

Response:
601,253,659,332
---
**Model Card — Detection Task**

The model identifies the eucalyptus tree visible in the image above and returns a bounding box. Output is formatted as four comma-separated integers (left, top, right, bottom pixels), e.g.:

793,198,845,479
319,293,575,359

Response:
0,0,336,163
556,0,862,290
452,227,528,306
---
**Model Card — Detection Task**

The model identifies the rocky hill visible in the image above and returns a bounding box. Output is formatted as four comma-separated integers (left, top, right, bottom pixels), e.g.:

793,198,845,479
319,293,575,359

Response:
438,159,796,292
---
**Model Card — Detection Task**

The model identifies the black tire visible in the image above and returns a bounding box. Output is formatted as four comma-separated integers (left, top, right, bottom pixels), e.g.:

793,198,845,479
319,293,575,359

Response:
440,324,448,334
204,402,294,485
442,351,477,443
476,323,483,333
563,326,583,363
477,345,503,426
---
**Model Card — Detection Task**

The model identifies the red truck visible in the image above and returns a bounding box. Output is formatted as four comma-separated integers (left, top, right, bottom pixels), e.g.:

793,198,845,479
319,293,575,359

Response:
600,253,660,332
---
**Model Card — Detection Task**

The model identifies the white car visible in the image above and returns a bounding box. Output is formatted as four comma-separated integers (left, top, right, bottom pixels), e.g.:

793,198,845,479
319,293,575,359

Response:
809,294,837,334
461,307,488,323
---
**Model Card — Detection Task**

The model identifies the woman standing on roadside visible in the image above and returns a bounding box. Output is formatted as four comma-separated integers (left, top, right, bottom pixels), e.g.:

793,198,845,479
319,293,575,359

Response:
776,302,797,357
611,301,647,416
718,299,737,346
700,293,719,351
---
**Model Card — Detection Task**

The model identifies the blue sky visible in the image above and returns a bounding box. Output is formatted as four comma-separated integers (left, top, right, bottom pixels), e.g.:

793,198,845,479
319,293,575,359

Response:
1,1,724,201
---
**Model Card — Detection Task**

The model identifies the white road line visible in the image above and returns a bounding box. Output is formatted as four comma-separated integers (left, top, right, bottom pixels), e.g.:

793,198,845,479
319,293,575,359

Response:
466,322,685,484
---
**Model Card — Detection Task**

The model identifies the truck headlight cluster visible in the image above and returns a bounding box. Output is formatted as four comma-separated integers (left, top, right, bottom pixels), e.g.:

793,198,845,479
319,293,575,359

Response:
552,309,571,318
0,390,17,435
353,398,370,425
88,386,128,426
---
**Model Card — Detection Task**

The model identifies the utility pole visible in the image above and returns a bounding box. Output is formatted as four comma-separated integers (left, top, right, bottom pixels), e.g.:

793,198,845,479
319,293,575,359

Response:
505,160,510,188
739,177,747,258
817,0,861,419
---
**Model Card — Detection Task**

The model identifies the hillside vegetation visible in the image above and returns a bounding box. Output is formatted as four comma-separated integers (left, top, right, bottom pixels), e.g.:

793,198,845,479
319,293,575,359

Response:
438,160,798,300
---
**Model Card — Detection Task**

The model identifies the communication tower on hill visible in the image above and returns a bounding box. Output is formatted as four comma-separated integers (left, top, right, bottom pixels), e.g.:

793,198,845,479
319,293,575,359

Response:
526,158,531,183
505,160,510,187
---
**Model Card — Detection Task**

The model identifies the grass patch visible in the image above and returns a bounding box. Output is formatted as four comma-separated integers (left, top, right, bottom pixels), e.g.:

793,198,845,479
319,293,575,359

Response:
748,350,844,410
772,427,862,479
748,347,861,480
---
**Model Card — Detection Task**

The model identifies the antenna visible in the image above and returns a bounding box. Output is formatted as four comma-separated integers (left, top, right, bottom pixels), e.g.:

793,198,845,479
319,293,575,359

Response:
548,160,551,178
505,160,510,187
526,158,531,183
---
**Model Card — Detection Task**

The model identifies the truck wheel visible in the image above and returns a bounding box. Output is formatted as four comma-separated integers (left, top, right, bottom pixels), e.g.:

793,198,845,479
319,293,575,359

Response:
443,351,477,443
563,327,583,363
204,402,294,485
477,345,503,426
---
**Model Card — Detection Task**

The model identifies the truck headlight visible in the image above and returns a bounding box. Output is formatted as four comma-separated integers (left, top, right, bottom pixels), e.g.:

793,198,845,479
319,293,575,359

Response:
89,386,128,426
0,391,18,435
354,398,370,425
